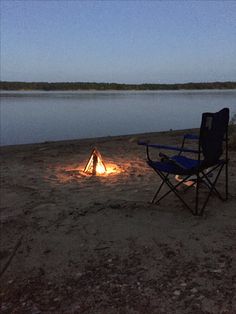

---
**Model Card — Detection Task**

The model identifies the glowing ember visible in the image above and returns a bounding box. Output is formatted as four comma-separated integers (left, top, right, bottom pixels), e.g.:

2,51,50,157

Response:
84,148,107,175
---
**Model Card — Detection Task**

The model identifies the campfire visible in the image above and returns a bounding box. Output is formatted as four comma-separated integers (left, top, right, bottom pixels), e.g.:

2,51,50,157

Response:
84,148,107,175
52,147,122,182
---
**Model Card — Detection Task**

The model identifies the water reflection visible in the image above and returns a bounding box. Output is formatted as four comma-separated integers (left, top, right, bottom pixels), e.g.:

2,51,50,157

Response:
1,90,235,146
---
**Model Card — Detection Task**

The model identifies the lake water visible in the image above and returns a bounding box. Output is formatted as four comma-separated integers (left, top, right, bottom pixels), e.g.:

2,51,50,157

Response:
1,90,236,146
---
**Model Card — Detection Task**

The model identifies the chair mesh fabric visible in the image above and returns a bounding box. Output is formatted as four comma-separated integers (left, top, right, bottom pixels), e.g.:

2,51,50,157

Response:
200,108,229,167
148,156,201,175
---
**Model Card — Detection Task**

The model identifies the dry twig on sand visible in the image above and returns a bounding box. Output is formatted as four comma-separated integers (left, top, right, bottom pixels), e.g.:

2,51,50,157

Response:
0,235,24,278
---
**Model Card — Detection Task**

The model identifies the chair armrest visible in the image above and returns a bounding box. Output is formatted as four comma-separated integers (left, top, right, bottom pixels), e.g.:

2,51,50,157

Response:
184,133,199,140
138,141,199,154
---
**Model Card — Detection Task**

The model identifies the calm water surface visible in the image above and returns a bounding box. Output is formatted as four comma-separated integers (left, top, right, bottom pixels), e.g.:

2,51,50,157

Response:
1,90,236,146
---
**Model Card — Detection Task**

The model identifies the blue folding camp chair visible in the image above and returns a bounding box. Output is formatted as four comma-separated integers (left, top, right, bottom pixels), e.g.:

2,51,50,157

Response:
138,108,229,215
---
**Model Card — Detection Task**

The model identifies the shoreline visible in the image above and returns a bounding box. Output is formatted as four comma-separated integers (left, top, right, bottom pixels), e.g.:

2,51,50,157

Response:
0,128,198,150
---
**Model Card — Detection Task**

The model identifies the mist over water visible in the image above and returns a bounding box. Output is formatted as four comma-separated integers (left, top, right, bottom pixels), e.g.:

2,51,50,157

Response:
1,90,236,146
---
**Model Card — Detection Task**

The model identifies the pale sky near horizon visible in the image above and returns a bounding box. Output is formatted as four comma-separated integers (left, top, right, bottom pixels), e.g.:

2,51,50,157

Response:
1,0,236,84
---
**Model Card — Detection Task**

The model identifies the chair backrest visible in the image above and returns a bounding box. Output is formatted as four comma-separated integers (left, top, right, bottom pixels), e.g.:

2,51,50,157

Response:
200,108,229,166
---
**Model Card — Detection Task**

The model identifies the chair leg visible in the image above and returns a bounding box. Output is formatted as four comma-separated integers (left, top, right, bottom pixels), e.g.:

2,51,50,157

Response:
199,164,224,216
154,177,182,203
162,177,195,214
153,172,194,204
152,170,195,214
226,161,229,200
195,172,200,215
151,174,169,203
151,163,227,216
200,165,225,200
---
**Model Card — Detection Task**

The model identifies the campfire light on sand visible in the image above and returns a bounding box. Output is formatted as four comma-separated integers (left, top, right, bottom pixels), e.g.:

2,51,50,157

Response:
51,148,121,183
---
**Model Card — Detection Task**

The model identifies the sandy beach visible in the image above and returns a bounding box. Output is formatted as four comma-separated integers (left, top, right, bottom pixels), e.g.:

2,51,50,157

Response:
1,129,236,313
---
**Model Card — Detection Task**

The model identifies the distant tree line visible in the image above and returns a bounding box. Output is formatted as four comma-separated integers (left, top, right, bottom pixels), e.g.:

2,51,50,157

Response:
0,81,236,91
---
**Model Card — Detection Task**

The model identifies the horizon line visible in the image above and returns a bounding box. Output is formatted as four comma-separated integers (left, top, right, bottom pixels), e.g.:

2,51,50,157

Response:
1,80,236,85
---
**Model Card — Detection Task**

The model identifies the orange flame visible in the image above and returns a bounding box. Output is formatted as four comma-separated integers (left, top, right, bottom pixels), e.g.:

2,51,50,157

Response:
84,148,107,175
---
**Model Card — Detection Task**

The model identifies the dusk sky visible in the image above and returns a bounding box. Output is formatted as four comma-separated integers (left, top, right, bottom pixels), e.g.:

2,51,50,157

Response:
1,1,236,84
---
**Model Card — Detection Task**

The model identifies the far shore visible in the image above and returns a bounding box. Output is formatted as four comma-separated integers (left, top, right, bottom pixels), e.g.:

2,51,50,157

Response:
1,80,236,92
1,88,236,93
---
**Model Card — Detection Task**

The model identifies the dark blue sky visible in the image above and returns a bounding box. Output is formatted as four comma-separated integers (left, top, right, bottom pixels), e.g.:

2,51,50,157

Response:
1,1,236,83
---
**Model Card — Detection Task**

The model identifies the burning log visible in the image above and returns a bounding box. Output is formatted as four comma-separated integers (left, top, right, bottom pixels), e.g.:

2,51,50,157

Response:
83,148,107,175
